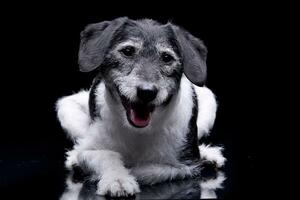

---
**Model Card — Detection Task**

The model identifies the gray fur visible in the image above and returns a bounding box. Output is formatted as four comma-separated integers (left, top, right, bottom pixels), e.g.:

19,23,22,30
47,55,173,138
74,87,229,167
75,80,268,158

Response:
79,18,207,87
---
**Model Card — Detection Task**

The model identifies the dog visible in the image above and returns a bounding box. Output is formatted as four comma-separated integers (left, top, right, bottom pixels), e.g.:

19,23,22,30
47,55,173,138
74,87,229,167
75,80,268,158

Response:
56,17,226,197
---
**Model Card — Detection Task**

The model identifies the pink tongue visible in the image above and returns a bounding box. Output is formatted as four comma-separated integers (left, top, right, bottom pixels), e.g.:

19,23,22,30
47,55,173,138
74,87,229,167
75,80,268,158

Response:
129,108,150,127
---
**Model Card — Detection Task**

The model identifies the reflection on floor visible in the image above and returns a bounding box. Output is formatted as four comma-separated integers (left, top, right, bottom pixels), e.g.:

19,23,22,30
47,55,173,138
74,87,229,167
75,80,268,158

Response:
60,168,225,200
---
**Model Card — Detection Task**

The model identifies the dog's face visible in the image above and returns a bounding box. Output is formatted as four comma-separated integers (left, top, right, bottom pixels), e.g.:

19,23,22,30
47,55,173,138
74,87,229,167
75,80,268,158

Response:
79,17,207,129
101,20,184,128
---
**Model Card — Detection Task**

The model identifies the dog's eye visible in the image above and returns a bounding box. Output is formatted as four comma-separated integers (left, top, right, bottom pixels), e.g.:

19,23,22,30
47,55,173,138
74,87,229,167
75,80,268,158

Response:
120,46,136,57
161,52,175,63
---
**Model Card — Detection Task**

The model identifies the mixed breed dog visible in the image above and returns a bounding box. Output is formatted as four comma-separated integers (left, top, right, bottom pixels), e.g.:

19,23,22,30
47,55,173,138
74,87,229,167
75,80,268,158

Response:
56,17,226,197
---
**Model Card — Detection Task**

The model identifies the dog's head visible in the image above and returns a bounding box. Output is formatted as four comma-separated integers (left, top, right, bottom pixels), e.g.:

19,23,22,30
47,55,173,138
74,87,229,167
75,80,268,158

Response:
79,17,207,128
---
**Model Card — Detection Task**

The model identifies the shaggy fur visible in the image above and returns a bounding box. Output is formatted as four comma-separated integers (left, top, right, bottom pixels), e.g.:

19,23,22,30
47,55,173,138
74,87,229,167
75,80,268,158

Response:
56,17,225,197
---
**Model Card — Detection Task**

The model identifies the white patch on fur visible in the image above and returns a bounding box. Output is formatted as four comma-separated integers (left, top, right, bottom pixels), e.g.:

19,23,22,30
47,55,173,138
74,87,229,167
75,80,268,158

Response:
56,90,90,141
199,144,226,168
194,86,217,138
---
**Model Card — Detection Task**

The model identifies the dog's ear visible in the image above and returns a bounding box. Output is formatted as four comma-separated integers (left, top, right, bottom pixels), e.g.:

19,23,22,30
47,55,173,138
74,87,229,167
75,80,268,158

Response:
171,25,207,86
78,17,128,72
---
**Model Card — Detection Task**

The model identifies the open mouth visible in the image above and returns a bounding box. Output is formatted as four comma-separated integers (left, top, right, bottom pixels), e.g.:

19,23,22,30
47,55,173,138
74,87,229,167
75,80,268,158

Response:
120,95,155,128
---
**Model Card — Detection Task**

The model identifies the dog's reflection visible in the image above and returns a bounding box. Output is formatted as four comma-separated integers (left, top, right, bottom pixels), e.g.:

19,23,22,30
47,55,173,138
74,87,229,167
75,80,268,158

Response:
60,168,225,200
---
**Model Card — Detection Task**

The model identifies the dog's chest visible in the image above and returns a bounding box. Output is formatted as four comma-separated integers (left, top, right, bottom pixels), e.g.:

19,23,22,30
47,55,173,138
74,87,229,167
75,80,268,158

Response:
94,123,188,166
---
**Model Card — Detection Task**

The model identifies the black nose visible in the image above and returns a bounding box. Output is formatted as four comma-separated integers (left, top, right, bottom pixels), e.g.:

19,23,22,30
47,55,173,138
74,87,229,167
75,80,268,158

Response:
137,85,158,103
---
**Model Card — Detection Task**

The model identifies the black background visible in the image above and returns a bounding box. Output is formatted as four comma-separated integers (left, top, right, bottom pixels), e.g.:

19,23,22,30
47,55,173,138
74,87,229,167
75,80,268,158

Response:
0,2,290,199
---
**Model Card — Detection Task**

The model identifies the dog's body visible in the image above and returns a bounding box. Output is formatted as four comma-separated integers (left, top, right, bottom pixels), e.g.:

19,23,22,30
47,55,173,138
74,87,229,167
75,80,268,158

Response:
56,17,225,197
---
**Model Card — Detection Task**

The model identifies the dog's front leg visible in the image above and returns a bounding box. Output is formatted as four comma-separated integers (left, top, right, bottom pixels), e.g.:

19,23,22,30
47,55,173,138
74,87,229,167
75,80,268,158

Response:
77,150,140,197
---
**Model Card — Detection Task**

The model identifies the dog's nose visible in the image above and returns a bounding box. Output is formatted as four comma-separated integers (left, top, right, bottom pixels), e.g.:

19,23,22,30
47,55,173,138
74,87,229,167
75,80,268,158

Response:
137,85,158,103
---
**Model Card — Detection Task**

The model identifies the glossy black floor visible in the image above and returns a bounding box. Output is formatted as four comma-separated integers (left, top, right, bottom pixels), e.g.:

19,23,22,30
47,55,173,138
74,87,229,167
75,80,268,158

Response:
0,3,278,199
0,148,229,199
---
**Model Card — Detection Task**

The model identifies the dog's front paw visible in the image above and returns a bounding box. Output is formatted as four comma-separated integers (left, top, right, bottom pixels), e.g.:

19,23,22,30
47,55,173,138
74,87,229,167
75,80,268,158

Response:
199,144,226,168
96,173,140,197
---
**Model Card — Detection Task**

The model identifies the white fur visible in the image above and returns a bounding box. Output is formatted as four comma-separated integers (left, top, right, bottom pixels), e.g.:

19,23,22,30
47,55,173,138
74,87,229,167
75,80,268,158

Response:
56,75,223,196
194,86,217,138
199,144,226,167
56,90,90,141
79,150,140,196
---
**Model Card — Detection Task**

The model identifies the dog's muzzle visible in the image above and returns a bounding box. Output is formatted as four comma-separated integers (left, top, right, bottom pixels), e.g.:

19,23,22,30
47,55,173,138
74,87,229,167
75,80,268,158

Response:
119,85,158,128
